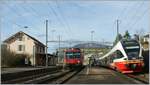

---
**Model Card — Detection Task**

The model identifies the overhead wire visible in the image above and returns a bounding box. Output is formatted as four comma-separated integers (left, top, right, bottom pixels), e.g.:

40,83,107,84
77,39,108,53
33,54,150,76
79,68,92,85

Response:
129,7,149,31
20,2,48,36
8,1,52,38
47,2,71,39
1,2,27,28
1,2,40,37
55,0,75,38
117,1,130,20
122,1,145,30
114,1,139,34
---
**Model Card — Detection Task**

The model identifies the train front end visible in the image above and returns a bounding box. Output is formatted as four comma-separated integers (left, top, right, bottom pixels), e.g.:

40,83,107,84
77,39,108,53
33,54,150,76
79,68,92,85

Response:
64,48,83,67
119,39,144,73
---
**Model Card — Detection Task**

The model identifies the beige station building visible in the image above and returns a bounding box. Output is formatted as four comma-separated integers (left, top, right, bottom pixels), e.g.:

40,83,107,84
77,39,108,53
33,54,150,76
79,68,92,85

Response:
3,31,57,66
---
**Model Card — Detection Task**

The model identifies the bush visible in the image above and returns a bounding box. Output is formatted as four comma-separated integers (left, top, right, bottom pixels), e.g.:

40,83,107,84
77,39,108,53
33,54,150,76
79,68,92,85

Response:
1,44,30,67
9,54,26,67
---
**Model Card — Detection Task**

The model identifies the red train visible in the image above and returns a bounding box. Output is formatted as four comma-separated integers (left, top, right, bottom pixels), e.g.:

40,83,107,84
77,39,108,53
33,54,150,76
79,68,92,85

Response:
64,48,84,67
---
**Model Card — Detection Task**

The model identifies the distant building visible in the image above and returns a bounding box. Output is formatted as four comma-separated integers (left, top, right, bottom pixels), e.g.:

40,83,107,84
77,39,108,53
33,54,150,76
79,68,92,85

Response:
73,43,111,56
3,31,46,66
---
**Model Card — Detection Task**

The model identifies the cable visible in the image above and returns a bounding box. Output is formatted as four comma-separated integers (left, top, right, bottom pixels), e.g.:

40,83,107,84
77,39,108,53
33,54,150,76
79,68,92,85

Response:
117,1,130,20
2,2,23,18
20,3,48,36
123,1,145,30
3,1,47,36
47,2,71,38
27,3,43,18
129,7,149,30
55,0,75,37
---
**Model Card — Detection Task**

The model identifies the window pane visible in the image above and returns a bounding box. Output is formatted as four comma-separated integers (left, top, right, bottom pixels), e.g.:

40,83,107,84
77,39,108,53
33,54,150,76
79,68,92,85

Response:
116,50,124,58
18,45,22,51
18,45,25,51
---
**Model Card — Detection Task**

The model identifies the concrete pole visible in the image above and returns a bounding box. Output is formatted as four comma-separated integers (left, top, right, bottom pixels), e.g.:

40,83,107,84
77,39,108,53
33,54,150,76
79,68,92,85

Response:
58,35,61,65
46,20,48,67
117,19,119,38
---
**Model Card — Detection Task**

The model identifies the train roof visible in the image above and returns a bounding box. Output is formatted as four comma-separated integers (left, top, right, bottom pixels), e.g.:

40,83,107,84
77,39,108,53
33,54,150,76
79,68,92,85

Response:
64,48,81,52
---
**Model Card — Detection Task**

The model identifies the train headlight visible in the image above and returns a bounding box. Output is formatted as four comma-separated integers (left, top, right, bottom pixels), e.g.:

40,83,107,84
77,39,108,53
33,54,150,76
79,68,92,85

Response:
77,60,80,63
141,63,145,67
131,64,136,69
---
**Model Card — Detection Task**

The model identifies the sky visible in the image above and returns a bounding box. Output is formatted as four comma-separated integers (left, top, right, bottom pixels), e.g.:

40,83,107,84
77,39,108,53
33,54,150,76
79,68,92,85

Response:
0,0,150,53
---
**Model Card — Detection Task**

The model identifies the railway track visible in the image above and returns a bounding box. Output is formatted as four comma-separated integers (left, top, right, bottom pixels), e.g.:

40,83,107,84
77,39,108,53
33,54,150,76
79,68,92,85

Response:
44,66,85,84
2,66,84,84
2,70,60,84
113,70,149,84
126,74,149,84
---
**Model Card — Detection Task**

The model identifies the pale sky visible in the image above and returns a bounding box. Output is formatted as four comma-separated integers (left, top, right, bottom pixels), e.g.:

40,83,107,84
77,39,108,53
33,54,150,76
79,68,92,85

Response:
1,0,150,53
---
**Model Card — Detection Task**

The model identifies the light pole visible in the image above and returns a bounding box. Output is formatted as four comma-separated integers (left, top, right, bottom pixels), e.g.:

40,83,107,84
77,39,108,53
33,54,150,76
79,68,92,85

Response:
116,19,121,41
58,35,61,65
117,20,119,38
46,20,48,67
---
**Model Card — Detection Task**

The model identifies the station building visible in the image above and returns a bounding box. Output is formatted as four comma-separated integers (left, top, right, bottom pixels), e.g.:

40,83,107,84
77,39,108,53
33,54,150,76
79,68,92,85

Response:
3,31,57,66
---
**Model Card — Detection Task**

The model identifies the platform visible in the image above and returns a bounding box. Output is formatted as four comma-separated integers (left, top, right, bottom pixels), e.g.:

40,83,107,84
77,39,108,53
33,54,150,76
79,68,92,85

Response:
1,66,57,74
66,66,144,84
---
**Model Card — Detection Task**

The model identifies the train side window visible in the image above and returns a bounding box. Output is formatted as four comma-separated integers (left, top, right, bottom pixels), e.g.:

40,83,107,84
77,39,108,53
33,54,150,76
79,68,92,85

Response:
116,50,124,58
112,53,117,59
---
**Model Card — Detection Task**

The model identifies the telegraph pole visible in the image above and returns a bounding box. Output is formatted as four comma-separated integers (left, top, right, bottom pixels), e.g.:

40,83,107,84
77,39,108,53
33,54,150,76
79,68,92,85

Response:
46,20,48,67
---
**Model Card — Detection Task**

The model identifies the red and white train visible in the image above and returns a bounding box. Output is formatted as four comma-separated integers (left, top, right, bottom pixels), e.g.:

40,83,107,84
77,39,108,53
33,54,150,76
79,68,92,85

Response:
99,39,144,73
64,48,84,68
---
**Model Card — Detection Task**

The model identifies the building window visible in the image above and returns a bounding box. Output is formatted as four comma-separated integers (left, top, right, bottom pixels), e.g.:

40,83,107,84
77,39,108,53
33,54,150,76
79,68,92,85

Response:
18,45,25,51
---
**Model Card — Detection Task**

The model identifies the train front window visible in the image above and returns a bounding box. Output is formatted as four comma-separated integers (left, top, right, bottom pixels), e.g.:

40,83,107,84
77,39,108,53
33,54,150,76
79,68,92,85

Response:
66,52,74,59
122,39,139,47
66,52,81,59
125,48,140,60
74,52,81,58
